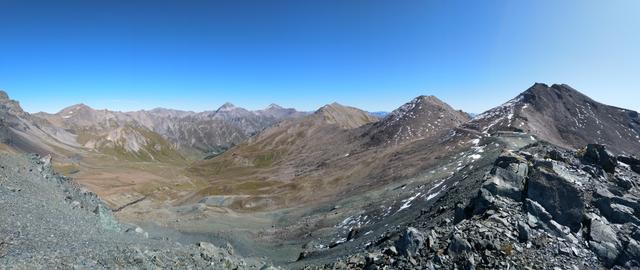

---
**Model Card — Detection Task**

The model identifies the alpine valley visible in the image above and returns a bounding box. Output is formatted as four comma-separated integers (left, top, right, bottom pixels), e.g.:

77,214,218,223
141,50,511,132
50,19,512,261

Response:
1,83,639,269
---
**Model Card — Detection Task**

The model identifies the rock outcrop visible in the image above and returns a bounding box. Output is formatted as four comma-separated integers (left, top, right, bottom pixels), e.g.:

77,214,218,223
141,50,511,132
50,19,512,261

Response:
312,142,640,269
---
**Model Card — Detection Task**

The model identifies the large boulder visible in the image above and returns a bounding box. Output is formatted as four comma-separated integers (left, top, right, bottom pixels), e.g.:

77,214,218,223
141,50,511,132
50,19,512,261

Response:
394,227,425,257
517,221,532,242
588,217,622,267
619,238,640,267
494,151,528,178
618,155,640,174
593,188,640,225
462,188,496,219
448,234,472,257
482,167,526,201
526,162,585,232
582,144,618,173
524,198,553,224
197,242,235,263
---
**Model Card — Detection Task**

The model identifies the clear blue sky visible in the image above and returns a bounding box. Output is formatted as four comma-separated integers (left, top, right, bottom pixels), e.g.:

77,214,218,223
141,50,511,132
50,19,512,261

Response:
1,0,638,113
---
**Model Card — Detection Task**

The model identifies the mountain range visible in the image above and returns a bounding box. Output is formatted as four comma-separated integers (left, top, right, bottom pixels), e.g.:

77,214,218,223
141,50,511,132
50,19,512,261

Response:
1,83,640,269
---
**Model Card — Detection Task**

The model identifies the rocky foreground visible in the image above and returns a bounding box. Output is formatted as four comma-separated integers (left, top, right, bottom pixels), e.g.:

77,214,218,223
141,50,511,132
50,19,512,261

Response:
0,152,274,269
307,142,640,269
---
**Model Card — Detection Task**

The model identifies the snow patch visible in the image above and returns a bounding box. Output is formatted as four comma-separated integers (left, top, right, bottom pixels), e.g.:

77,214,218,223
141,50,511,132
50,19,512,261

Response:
397,192,422,212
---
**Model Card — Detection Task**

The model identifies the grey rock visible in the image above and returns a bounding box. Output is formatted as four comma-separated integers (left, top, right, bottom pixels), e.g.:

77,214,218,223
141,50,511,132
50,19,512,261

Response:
394,227,425,257
517,221,531,242
365,252,383,265
526,163,585,232
448,234,472,257
463,255,476,270
383,246,398,256
198,241,232,261
347,227,360,241
582,144,618,173
589,218,621,266
483,167,526,201
594,188,640,225
618,155,640,174
466,188,495,217
426,230,439,251
618,238,640,266
524,199,553,223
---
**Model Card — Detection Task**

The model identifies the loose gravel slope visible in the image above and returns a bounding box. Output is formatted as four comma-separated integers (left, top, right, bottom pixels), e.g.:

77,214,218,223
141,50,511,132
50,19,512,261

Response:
0,152,267,269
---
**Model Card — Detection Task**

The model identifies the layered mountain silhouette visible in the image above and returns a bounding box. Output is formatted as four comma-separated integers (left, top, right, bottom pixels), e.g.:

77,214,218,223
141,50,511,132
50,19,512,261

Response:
31,101,305,160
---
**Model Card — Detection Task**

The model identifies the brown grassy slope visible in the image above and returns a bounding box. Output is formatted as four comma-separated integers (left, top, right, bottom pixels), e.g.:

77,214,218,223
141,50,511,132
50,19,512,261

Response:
186,100,473,210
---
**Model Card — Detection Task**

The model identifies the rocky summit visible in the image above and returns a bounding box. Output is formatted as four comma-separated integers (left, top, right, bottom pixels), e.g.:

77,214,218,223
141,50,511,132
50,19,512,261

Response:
0,83,639,269
466,83,640,155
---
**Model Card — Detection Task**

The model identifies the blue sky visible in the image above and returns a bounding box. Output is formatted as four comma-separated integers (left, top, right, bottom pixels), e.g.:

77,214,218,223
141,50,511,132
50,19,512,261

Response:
0,0,638,113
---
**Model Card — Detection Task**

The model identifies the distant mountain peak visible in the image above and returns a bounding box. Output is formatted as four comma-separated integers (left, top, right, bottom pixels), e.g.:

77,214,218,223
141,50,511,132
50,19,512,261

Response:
317,102,343,111
387,95,453,119
58,103,93,115
314,102,377,129
217,102,237,112
365,95,469,146
415,95,442,103
266,103,283,110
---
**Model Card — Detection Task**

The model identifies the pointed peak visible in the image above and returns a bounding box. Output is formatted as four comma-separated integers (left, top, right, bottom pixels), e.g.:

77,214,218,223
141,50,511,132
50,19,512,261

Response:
413,95,446,105
217,102,237,111
322,102,344,109
519,83,588,104
68,103,92,110
316,102,348,114
387,94,455,119
58,103,93,115
266,103,283,110
523,82,580,95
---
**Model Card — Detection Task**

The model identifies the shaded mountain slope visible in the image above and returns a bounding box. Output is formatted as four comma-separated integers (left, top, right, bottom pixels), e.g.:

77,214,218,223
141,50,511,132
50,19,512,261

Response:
466,83,640,155
362,95,470,146
0,91,81,158
36,104,186,163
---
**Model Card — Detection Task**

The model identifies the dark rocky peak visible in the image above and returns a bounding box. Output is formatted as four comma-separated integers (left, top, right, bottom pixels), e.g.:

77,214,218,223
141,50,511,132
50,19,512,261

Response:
216,102,237,112
519,83,597,110
385,95,464,121
468,83,640,155
265,103,283,110
363,95,469,146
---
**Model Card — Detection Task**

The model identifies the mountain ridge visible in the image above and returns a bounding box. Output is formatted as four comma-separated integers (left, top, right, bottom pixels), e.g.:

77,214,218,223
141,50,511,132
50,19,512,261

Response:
467,83,640,155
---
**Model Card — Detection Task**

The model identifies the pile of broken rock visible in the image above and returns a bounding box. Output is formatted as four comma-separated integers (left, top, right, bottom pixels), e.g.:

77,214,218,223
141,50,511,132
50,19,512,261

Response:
312,143,640,269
